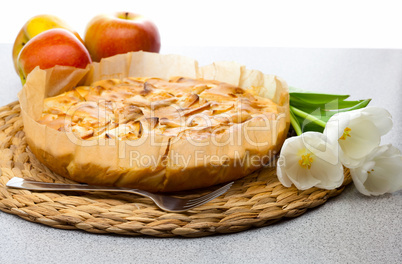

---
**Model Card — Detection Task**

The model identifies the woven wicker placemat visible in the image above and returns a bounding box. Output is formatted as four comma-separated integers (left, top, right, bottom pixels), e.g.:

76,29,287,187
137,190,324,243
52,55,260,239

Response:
0,101,352,237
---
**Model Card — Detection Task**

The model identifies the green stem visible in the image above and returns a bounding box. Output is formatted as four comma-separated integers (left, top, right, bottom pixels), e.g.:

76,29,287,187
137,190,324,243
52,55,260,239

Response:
289,110,302,136
290,106,327,128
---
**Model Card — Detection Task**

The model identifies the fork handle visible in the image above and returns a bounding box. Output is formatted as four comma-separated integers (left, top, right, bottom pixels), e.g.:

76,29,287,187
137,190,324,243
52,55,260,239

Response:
6,177,153,198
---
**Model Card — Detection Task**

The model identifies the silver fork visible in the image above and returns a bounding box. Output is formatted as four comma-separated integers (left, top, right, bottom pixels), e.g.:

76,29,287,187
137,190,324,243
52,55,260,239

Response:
6,177,233,212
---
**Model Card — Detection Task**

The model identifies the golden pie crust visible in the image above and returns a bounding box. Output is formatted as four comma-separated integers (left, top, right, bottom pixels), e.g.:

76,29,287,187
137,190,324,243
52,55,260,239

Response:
19,52,290,192
38,77,281,141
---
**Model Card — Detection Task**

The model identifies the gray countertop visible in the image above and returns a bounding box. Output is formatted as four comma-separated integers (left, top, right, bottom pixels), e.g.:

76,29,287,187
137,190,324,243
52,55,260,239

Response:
0,44,401,264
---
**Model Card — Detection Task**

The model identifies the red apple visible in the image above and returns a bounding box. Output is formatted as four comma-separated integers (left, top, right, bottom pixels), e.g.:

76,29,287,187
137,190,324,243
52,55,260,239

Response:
84,12,161,62
17,28,92,84
12,14,85,74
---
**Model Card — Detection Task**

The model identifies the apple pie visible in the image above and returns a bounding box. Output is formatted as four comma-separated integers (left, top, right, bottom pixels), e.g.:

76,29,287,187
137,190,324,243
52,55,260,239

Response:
32,76,288,192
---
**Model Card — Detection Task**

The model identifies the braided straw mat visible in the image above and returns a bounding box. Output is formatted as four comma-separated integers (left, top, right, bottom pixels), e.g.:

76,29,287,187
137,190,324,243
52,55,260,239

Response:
0,101,352,237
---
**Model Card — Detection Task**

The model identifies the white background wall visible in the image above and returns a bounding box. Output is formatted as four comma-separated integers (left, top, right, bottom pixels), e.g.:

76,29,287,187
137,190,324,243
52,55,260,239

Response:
1,0,402,48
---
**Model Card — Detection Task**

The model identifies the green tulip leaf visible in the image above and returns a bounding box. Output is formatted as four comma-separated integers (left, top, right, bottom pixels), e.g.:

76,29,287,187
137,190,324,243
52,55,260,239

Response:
288,87,371,135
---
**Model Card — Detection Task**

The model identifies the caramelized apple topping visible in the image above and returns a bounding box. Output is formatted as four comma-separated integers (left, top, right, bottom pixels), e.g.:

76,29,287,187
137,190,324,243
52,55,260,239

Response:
38,77,279,140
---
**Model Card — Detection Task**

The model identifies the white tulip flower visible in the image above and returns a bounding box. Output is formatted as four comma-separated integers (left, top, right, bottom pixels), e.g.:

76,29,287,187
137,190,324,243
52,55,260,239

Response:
323,107,393,168
277,132,344,190
350,144,402,196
